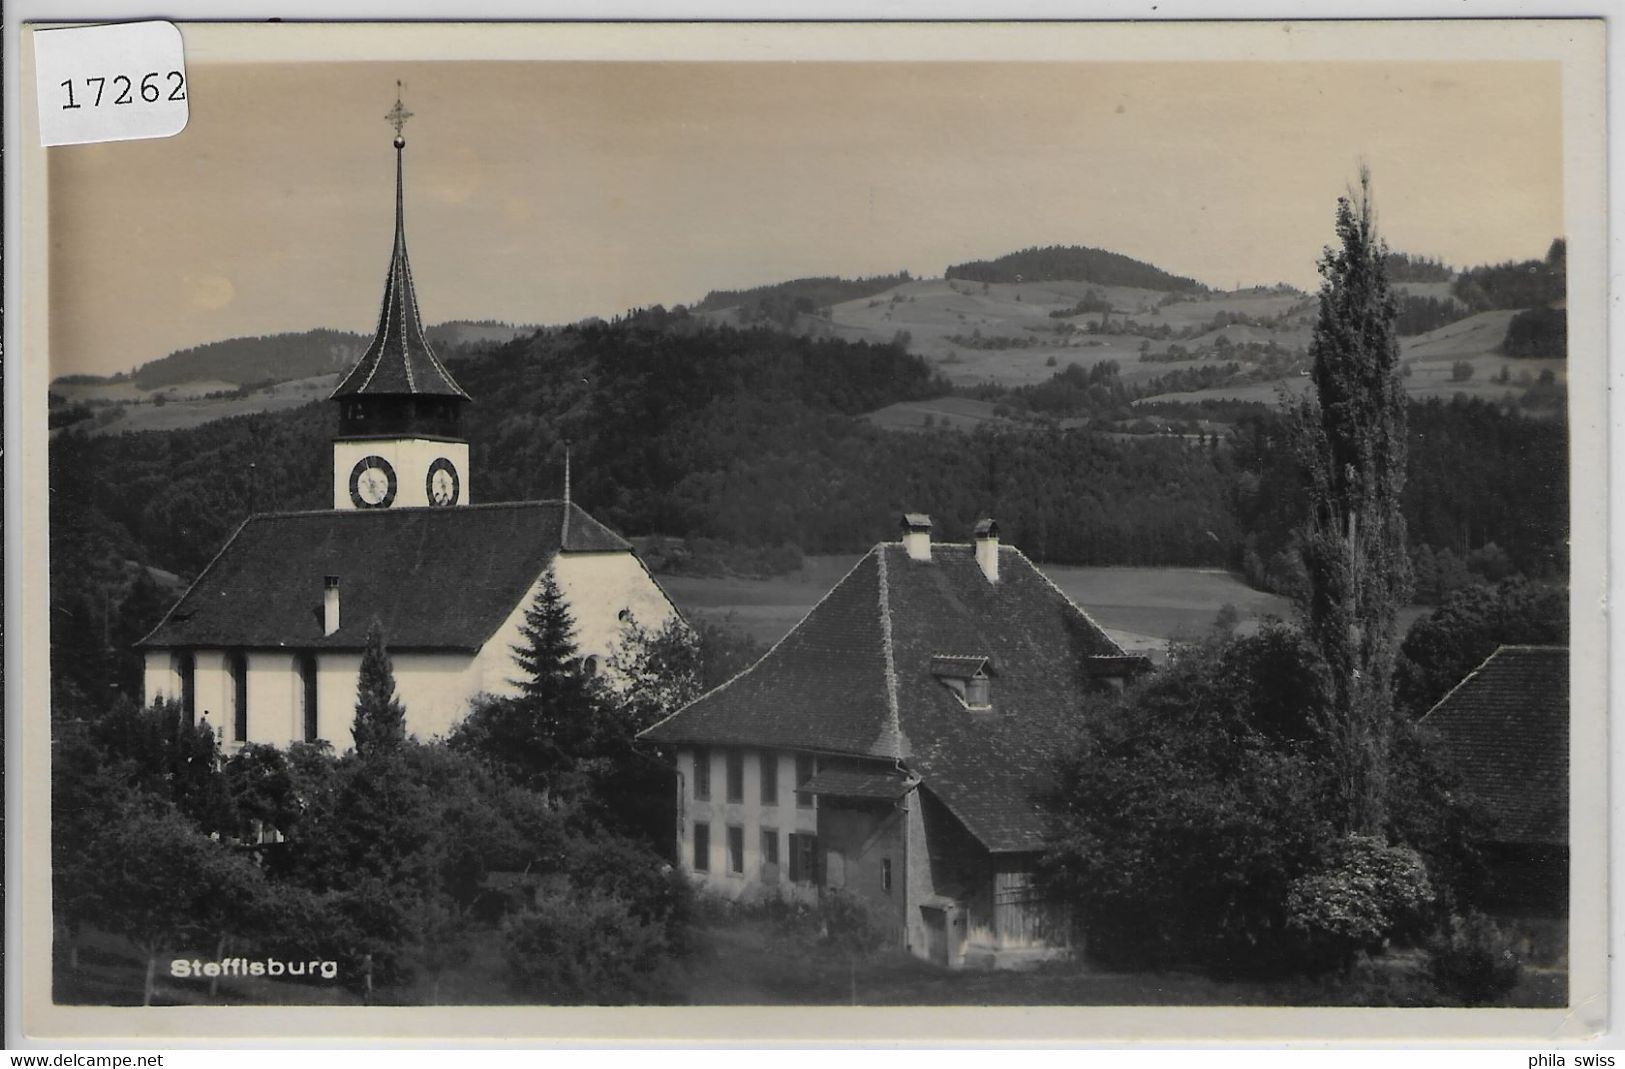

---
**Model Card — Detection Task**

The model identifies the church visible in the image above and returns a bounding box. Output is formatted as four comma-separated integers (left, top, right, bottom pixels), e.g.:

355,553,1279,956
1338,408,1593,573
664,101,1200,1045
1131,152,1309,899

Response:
139,96,679,747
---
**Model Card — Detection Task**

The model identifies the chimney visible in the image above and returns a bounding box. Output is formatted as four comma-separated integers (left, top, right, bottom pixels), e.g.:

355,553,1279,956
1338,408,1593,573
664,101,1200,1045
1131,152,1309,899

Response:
323,576,341,636
974,519,1000,582
901,513,933,562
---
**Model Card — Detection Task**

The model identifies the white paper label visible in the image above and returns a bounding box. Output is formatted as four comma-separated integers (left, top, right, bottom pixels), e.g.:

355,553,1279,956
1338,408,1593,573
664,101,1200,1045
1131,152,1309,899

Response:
34,21,189,147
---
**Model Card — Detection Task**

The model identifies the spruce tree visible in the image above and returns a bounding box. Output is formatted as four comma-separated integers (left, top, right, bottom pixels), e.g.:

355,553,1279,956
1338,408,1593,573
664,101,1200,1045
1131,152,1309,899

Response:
1295,168,1412,834
508,569,597,761
352,618,407,757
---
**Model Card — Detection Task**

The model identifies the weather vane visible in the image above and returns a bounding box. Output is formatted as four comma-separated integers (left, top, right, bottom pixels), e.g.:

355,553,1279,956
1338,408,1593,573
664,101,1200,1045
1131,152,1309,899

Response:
385,81,413,145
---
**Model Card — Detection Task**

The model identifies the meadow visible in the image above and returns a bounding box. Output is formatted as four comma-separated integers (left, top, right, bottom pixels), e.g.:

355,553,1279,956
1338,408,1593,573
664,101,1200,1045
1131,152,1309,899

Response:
663,557,1300,656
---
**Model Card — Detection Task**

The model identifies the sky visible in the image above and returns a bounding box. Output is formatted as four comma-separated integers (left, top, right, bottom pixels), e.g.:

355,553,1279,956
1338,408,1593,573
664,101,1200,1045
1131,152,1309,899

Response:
48,58,1564,378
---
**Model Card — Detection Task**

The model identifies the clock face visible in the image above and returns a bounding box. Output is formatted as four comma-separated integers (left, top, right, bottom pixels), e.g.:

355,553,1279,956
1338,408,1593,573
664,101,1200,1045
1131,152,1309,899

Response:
348,455,397,509
426,457,461,507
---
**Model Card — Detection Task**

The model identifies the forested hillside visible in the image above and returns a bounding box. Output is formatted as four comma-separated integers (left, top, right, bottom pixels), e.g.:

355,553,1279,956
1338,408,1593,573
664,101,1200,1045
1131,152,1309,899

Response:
51,309,1568,709
945,245,1206,291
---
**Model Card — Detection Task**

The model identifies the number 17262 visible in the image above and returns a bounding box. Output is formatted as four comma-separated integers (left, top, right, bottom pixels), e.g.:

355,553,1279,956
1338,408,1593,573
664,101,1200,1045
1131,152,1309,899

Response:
60,71,186,109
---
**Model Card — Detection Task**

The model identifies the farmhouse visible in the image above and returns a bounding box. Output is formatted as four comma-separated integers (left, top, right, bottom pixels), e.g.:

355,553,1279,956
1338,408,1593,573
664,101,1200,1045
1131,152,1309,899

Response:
641,514,1148,968
139,99,678,746
1420,644,1568,914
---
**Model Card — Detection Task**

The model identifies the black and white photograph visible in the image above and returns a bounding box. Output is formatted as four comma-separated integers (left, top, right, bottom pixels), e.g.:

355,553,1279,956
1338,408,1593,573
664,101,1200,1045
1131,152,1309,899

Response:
11,17,1608,1043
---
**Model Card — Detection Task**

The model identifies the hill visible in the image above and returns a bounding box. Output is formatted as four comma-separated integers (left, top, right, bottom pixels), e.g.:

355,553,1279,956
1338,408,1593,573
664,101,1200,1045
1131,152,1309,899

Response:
945,244,1207,292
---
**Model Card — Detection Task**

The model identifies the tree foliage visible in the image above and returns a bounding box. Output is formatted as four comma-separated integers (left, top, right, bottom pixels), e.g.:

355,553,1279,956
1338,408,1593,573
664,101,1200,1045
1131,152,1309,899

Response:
351,619,407,757
1294,170,1412,834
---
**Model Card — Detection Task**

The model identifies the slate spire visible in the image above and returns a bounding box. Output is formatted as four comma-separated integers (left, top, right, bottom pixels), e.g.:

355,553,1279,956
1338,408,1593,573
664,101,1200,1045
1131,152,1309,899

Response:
332,87,469,401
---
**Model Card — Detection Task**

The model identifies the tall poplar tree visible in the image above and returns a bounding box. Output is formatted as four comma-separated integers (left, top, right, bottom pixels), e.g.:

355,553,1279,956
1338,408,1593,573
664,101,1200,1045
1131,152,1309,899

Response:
1296,169,1412,834
352,618,407,757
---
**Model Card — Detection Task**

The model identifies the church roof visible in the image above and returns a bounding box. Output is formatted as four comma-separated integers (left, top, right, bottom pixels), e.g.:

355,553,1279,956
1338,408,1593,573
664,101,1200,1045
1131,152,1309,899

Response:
138,501,627,652
642,541,1129,853
1420,645,1568,847
331,141,469,401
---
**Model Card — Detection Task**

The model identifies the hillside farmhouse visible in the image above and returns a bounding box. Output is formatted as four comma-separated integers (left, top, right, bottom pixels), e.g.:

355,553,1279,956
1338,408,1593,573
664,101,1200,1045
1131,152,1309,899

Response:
642,514,1148,968
1420,644,1569,915
139,98,678,747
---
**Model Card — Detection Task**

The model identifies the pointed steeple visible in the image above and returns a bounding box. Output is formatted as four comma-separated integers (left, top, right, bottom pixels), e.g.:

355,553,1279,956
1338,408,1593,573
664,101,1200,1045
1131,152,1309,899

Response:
332,87,469,402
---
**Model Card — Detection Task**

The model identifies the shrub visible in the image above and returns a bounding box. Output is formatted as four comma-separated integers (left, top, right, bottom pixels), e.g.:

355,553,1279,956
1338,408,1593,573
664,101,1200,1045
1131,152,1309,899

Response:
1427,912,1521,1005
1285,835,1433,971
502,888,682,1004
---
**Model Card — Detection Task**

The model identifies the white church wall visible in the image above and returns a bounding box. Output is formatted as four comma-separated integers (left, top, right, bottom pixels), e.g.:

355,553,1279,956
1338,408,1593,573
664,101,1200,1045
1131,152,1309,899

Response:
191,650,231,741
315,652,363,748
142,651,178,707
244,651,298,746
552,551,680,669
392,651,485,740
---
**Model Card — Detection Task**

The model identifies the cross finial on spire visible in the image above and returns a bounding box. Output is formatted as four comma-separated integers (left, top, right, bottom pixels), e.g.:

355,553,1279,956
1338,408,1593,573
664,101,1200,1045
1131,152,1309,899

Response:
385,81,413,145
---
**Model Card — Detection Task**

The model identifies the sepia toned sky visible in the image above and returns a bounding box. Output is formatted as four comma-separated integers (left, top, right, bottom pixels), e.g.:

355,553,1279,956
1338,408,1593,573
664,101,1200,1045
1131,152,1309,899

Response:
48,58,1564,377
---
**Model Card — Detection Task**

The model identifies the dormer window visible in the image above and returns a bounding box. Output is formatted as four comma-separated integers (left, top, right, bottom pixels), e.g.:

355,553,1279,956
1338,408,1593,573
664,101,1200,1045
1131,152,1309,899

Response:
930,654,995,711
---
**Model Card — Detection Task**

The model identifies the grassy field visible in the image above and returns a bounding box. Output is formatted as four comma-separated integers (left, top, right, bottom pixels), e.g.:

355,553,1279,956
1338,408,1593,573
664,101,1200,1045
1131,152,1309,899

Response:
663,558,1298,654
52,374,337,438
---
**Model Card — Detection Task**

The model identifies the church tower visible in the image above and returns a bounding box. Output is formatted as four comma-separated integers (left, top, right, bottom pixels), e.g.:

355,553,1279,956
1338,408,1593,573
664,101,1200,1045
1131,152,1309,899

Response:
331,89,472,511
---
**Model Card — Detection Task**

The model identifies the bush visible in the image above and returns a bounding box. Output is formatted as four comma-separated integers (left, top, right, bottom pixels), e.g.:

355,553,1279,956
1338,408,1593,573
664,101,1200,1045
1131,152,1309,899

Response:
1285,835,1433,971
1427,912,1521,1005
502,888,681,1004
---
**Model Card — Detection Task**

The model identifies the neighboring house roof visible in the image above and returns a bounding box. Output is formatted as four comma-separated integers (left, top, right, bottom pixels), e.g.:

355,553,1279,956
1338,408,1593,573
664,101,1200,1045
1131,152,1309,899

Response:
1421,645,1568,847
332,146,469,401
139,501,628,652
643,541,1128,853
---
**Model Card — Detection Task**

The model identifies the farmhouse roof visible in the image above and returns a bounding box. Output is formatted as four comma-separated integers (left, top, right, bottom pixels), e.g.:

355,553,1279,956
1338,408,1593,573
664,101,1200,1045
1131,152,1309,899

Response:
332,137,469,401
139,501,628,652
642,540,1128,853
800,766,915,801
1421,645,1568,847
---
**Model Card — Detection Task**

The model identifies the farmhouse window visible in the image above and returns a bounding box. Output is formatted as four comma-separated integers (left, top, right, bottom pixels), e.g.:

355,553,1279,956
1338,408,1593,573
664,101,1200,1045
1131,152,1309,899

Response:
727,825,744,875
761,828,780,869
788,832,819,884
693,822,710,872
760,752,779,806
726,749,744,803
692,747,710,800
965,674,991,709
795,754,817,808
882,858,893,893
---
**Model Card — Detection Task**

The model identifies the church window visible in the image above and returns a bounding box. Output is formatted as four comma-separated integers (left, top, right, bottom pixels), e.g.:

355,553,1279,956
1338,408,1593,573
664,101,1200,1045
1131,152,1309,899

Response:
298,653,318,743
173,653,195,727
725,749,744,803
227,651,248,743
581,655,599,677
692,747,710,800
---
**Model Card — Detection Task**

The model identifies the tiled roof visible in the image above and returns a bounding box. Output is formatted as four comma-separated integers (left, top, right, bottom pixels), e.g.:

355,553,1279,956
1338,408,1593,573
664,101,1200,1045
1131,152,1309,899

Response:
139,501,628,651
800,767,915,800
1421,645,1568,847
332,148,468,400
643,541,1128,852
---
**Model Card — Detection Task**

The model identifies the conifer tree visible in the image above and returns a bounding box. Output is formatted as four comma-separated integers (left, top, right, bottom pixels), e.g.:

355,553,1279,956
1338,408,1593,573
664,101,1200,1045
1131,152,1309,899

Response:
352,618,407,757
1295,168,1412,834
508,569,598,761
